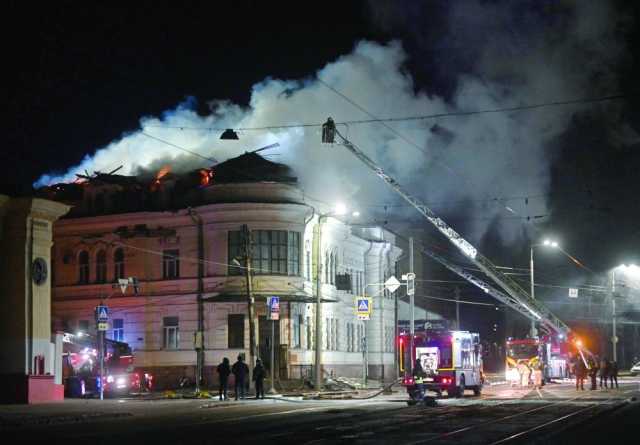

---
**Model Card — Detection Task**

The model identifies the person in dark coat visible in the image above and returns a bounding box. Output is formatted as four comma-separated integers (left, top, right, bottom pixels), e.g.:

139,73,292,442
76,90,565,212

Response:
232,355,249,400
609,361,619,389
575,359,586,390
588,359,599,390
599,358,609,389
217,357,231,400
253,358,266,399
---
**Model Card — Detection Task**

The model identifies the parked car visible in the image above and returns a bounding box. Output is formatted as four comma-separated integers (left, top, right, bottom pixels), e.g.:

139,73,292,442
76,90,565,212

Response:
630,361,640,376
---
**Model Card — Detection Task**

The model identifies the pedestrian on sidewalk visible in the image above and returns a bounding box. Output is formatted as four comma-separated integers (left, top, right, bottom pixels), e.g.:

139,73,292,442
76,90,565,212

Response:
588,359,599,390
232,354,249,400
253,358,266,399
217,357,231,400
533,363,543,389
575,359,586,390
599,358,609,389
609,361,619,389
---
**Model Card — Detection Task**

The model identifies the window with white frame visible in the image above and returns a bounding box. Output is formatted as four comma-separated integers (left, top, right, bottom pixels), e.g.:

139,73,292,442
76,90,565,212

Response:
163,316,179,349
293,314,302,348
162,250,180,279
306,316,313,350
325,317,331,349
112,318,124,342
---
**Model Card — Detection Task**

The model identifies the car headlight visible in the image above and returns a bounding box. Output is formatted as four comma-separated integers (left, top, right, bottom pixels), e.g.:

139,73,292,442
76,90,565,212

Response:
116,377,127,386
106,375,114,383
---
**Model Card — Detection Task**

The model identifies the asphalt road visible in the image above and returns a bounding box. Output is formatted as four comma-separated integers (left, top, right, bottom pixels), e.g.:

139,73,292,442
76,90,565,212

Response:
2,377,639,444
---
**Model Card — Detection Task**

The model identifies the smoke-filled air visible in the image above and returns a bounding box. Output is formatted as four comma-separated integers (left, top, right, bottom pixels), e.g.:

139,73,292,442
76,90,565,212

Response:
34,1,631,247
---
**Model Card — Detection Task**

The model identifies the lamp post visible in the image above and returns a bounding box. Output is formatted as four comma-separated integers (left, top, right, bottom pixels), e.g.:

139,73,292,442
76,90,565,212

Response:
314,204,357,390
530,239,558,338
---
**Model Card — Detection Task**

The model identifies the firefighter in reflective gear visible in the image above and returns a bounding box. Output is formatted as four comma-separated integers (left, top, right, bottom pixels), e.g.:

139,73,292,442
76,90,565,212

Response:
413,359,427,400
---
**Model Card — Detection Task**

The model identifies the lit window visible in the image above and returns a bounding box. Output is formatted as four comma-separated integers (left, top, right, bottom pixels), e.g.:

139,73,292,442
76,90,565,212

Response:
112,318,124,342
163,316,179,349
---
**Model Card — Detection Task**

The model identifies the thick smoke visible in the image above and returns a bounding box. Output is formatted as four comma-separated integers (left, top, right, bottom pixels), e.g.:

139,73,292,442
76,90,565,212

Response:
35,2,631,246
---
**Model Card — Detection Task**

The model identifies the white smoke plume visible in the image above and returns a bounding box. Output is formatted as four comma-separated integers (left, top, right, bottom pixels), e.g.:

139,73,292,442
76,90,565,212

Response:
35,2,630,246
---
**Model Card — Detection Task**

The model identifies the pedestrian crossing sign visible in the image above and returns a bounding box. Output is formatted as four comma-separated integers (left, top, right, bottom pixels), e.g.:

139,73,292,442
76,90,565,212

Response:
95,305,109,322
356,297,372,320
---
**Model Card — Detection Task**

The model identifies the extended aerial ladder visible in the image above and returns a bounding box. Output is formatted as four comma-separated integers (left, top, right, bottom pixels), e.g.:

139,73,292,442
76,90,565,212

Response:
321,118,572,338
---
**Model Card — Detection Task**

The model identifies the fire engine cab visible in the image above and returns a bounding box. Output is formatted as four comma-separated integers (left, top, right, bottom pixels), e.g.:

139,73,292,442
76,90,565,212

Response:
400,328,484,399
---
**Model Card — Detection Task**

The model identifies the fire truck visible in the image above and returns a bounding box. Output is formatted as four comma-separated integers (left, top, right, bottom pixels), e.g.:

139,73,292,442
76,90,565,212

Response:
505,335,574,384
505,338,541,385
61,332,152,397
400,327,484,399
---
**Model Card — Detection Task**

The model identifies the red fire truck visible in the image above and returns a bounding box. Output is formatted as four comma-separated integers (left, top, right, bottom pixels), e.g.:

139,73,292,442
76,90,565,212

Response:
61,332,152,397
400,328,484,399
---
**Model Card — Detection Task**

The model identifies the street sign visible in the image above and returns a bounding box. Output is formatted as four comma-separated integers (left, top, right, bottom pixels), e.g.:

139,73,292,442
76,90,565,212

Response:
406,273,416,296
384,276,401,293
95,305,109,322
267,296,280,320
97,322,108,331
568,288,578,298
356,297,371,320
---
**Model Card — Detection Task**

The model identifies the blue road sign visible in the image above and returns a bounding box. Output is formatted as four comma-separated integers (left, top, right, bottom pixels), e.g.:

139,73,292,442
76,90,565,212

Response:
268,296,280,320
357,299,369,312
96,305,109,321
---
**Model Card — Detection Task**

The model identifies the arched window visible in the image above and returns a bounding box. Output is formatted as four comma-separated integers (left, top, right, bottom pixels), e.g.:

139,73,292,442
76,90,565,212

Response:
78,251,89,284
114,248,125,281
95,250,107,283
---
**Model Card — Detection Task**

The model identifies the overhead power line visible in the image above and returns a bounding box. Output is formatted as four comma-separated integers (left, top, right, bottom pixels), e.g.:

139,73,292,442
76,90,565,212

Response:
142,93,631,133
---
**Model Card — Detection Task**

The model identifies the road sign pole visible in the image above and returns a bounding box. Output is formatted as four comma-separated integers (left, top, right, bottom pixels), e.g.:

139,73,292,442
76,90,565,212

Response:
99,329,104,400
409,237,414,378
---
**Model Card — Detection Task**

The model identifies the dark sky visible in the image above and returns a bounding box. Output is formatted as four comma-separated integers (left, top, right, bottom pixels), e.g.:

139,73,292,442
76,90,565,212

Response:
3,1,639,338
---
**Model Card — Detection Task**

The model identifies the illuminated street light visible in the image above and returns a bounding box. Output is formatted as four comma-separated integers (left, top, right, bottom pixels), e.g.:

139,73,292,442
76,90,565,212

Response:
334,202,347,215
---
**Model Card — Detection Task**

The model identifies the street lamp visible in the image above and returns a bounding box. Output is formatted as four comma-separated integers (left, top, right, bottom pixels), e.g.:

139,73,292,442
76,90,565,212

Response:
529,240,559,337
314,204,358,390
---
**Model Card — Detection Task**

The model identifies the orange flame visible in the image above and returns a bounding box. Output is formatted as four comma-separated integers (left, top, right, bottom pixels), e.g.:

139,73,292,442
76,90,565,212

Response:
199,169,214,187
156,165,171,181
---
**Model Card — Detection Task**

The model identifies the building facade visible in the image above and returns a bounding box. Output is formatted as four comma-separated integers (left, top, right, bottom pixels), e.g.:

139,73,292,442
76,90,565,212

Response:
46,154,402,388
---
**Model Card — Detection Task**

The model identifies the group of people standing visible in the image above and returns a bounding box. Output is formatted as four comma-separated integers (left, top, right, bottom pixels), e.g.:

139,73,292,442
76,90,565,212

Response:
574,357,618,390
516,361,545,388
215,355,267,401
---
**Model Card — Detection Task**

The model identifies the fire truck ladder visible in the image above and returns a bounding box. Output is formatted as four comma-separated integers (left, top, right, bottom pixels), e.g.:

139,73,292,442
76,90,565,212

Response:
421,248,568,335
322,119,571,337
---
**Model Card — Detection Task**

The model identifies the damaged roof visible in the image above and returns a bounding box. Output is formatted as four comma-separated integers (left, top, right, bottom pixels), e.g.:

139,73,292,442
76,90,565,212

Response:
211,152,297,184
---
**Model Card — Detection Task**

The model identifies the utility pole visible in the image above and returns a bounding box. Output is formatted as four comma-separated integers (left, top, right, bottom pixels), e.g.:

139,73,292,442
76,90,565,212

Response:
314,217,324,390
455,286,461,330
188,209,204,393
529,247,537,338
242,224,256,383
409,237,414,376
611,270,617,362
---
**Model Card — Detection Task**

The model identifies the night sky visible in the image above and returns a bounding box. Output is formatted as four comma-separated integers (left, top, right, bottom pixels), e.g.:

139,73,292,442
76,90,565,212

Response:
4,1,640,344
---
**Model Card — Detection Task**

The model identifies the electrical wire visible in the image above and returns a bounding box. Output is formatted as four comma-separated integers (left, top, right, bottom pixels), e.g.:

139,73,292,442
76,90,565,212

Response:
141,93,632,132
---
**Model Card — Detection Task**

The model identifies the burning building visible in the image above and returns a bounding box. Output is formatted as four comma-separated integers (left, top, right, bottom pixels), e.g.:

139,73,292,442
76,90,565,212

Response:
40,152,404,388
